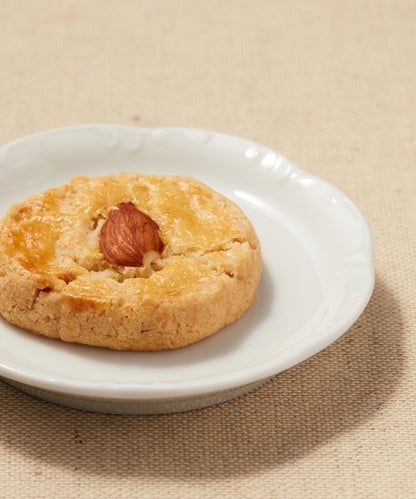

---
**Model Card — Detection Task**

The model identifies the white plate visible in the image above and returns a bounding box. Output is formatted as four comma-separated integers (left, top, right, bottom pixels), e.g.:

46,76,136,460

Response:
0,125,374,414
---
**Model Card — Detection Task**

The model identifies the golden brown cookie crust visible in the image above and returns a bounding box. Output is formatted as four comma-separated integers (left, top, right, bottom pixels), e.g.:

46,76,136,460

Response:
0,173,261,350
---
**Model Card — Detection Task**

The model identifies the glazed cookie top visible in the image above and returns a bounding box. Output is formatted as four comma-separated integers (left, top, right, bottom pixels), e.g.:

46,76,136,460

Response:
0,173,260,308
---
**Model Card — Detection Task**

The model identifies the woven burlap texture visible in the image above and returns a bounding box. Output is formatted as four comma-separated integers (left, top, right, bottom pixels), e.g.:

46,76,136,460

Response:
0,0,415,497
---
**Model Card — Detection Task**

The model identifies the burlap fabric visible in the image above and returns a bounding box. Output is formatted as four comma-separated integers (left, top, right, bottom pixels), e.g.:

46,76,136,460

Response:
0,1,415,497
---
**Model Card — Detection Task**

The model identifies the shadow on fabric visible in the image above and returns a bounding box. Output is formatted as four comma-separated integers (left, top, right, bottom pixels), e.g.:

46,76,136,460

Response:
0,274,403,478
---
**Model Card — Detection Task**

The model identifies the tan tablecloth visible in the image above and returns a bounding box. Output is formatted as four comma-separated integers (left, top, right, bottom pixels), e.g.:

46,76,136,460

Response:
0,1,415,497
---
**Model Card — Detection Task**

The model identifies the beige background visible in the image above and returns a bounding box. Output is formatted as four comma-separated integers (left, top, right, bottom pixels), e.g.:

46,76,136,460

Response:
0,0,415,497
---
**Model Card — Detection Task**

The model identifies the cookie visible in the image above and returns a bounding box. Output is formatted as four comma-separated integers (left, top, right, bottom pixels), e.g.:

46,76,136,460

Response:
0,173,262,350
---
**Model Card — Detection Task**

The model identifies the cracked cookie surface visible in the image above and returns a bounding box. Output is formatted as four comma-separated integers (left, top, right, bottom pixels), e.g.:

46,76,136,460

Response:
0,173,262,350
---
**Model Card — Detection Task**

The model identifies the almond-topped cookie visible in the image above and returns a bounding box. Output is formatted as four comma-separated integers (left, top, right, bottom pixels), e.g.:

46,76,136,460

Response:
0,173,262,350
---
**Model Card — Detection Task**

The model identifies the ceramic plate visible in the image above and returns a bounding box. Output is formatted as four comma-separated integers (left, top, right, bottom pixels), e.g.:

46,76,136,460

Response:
0,125,374,414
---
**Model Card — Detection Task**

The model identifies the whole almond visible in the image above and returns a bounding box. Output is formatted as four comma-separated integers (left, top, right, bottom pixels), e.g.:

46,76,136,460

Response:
99,202,164,267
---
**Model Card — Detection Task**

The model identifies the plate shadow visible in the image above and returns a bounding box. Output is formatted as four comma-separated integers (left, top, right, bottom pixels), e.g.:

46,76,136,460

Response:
0,274,403,479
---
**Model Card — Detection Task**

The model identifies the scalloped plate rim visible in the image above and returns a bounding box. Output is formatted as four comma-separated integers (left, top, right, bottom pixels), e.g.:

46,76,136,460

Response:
0,125,374,404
